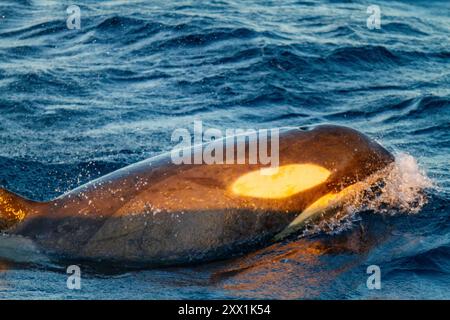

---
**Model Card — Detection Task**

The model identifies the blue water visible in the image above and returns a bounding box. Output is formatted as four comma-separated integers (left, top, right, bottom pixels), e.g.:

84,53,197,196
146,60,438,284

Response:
0,0,449,299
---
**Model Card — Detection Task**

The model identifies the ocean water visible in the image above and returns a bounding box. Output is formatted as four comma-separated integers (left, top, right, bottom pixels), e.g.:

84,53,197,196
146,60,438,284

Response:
0,0,449,299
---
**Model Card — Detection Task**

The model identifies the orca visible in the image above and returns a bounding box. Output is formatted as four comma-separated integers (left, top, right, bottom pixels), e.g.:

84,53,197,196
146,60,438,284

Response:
0,125,394,266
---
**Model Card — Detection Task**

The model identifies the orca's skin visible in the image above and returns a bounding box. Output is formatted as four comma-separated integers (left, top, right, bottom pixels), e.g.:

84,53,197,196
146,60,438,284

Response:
0,125,394,266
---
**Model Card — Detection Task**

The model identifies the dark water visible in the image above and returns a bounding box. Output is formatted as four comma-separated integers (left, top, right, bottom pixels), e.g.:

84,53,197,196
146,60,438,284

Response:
0,0,449,299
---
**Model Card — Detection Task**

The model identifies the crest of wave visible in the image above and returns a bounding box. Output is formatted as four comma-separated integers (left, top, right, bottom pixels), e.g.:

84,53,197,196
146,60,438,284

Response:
301,153,433,236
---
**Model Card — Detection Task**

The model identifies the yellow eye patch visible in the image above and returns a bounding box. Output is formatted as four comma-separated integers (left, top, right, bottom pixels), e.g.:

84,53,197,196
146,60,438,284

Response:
231,164,331,199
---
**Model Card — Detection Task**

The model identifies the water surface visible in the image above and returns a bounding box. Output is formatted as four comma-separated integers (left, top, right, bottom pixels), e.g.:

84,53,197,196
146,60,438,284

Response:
0,0,449,299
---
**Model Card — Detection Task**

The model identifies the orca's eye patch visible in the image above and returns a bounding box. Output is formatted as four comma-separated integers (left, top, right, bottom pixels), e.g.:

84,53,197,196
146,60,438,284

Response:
231,164,331,199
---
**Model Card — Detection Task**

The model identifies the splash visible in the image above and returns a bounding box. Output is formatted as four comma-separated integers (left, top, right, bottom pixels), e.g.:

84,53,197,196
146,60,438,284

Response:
363,153,433,214
300,152,433,236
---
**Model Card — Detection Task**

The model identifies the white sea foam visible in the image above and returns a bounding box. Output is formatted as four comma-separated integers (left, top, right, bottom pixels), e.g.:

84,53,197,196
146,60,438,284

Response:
364,152,433,214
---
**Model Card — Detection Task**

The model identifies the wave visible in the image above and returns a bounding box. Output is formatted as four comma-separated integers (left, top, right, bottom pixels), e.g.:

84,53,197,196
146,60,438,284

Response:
326,45,400,67
381,22,429,37
384,96,450,123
